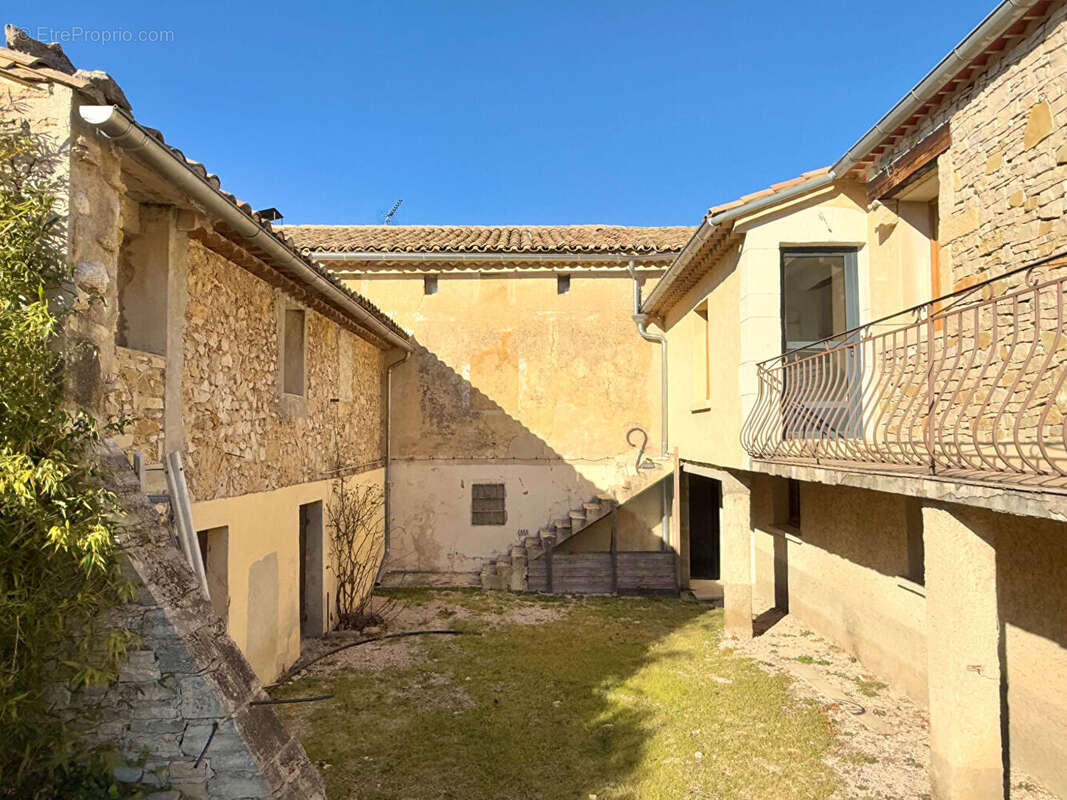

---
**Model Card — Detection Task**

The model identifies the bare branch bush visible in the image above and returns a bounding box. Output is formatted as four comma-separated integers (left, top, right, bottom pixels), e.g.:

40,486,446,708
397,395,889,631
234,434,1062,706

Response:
326,474,400,630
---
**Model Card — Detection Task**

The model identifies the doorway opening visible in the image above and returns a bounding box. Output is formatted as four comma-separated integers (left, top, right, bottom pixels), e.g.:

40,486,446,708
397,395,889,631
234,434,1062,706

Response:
196,525,229,627
688,474,721,581
299,500,324,641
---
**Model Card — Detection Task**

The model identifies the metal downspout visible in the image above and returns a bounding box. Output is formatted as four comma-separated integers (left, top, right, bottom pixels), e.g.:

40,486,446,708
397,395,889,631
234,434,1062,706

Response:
628,261,668,457
376,349,410,585
628,260,671,549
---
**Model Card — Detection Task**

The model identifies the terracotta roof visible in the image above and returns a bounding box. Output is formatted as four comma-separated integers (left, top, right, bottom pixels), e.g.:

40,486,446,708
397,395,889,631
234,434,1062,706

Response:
705,168,832,217
642,168,833,317
278,225,695,255
0,38,407,345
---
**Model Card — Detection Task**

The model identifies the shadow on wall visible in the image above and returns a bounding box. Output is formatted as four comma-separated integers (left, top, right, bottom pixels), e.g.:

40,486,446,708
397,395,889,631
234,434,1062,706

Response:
247,552,280,679
963,507,1067,798
385,340,659,582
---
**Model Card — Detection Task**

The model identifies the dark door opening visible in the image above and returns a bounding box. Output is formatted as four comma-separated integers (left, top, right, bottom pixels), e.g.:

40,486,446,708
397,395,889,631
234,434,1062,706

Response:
688,474,721,580
299,500,324,640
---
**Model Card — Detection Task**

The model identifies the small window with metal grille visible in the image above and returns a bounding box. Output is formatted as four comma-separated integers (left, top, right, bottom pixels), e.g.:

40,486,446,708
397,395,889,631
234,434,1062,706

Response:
471,482,507,525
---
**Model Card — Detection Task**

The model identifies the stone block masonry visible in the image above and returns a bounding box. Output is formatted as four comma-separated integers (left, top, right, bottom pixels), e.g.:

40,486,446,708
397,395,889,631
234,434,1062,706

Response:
181,240,385,502
60,442,325,799
873,4,1067,285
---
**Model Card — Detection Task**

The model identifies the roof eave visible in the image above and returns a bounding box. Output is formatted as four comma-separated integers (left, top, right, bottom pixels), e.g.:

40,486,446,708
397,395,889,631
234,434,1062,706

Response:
832,0,1034,176
310,251,678,264
77,105,412,351
642,171,837,316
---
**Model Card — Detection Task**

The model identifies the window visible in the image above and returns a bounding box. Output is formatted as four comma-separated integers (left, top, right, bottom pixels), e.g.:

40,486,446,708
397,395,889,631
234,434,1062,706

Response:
557,275,570,295
282,308,305,396
471,483,507,525
196,526,229,626
781,248,861,439
424,275,438,295
781,249,859,352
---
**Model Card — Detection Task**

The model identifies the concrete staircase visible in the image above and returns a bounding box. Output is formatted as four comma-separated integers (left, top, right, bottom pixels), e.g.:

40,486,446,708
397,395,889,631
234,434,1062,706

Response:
480,457,674,592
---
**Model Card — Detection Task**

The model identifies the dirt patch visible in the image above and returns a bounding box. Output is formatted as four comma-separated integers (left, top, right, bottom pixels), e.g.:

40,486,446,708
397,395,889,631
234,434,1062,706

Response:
384,598,476,631
380,590,568,630
277,591,569,684
296,636,425,679
728,615,1056,800
497,602,566,626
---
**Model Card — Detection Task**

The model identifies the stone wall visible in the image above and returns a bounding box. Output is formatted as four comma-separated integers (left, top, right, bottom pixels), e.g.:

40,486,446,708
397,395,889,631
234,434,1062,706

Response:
62,443,325,799
873,4,1067,285
106,347,166,462
183,241,385,502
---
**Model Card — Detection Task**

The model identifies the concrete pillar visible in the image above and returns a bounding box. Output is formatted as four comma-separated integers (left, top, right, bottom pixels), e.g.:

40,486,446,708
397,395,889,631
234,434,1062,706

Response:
923,503,1005,800
721,472,754,640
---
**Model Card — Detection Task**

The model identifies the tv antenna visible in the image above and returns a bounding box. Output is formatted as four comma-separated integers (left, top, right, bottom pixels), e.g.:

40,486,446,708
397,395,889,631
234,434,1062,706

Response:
383,199,403,225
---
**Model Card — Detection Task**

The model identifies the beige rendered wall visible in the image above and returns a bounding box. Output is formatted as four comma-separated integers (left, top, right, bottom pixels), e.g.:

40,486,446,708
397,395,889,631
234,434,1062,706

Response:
663,248,745,470
751,479,928,704
662,184,872,473
345,270,664,581
935,504,1067,797
866,199,936,324
191,468,384,682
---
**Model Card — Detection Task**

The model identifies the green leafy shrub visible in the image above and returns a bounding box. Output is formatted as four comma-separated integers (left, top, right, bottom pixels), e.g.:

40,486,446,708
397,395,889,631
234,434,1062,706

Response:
0,109,133,795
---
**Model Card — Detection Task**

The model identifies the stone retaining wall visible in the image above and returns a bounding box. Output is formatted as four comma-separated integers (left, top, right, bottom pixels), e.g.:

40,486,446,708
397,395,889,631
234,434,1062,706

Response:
61,443,326,799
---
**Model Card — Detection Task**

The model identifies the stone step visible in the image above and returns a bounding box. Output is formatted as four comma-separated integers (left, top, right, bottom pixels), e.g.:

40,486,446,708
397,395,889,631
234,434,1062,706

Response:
583,501,602,518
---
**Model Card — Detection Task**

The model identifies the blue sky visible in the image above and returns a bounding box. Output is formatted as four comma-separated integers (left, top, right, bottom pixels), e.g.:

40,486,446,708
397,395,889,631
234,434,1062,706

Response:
20,1,990,226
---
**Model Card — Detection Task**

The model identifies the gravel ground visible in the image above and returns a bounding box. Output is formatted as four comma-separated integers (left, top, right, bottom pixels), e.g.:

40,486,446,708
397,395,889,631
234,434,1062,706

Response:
727,614,1057,800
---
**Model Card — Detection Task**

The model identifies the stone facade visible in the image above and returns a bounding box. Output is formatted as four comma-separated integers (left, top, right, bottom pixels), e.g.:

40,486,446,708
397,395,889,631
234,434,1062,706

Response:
872,4,1067,285
107,347,166,462
61,444,326,799
5,42,397,787
182,240,384,502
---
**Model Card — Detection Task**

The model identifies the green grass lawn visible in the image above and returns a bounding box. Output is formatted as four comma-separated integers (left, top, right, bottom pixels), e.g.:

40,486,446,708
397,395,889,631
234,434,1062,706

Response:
276,590,839,800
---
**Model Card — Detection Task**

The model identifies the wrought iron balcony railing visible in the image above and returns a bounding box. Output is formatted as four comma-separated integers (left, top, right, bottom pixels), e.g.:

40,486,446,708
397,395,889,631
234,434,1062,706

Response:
740,252,1067,491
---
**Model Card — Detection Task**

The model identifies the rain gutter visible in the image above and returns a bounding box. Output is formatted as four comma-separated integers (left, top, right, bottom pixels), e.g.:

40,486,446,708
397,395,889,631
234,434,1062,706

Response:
78,105,413,353
644,0,1035,318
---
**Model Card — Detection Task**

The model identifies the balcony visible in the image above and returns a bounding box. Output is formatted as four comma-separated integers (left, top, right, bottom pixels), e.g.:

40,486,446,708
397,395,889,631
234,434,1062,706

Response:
741,252,1067,492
